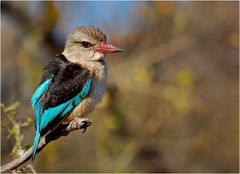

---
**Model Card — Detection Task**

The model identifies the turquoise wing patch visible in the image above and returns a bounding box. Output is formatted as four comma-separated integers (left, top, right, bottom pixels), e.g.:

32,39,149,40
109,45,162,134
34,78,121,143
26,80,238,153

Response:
37,79,92,132
31,78,52,108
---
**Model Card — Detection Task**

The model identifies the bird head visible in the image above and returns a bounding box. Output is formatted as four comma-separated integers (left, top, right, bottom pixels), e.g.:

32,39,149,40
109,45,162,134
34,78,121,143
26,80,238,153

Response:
62,26,123,64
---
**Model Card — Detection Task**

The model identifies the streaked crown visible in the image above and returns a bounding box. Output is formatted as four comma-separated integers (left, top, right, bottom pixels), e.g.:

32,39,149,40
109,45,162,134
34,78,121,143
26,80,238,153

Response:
66,26,107,47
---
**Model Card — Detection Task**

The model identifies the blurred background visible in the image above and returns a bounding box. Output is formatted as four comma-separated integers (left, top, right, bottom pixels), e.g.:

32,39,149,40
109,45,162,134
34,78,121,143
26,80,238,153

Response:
1,1,239,173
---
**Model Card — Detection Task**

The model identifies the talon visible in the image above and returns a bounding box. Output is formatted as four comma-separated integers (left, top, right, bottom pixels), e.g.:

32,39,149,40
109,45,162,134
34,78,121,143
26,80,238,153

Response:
82,127,87,133
80,119,92,133
67,118,92,133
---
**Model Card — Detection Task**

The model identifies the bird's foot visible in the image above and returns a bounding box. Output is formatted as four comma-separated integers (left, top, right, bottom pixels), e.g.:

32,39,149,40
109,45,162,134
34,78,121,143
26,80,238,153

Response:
66,118,92,133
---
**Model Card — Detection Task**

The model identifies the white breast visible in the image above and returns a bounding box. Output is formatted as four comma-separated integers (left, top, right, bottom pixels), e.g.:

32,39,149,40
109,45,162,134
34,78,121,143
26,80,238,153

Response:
65,61,107,122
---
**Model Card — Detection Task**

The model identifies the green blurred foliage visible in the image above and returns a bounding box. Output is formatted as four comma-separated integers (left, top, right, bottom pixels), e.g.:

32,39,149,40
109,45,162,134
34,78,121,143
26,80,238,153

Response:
1,102,33,159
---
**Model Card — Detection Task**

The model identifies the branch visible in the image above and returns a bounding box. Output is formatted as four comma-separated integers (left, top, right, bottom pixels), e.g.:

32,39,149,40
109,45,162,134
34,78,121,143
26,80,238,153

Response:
1,118,92,173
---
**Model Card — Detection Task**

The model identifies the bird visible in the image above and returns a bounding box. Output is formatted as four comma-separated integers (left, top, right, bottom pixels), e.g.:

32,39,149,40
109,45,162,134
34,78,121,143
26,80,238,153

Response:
31,26,123,160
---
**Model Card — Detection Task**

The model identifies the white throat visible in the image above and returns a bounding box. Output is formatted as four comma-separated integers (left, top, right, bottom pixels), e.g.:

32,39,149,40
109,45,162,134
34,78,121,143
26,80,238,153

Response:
62,50,108,82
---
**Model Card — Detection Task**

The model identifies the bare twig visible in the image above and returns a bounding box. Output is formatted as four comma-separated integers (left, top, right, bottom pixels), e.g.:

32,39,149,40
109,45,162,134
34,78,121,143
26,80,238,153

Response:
26,164,37,174
1,118,92,173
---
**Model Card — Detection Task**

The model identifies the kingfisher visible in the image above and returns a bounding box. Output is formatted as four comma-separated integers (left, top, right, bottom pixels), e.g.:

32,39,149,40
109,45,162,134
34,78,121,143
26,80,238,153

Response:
31,26,123,160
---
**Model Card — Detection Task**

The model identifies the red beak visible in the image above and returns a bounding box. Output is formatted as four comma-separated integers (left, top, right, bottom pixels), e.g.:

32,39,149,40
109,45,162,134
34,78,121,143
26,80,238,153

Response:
95,43,124,53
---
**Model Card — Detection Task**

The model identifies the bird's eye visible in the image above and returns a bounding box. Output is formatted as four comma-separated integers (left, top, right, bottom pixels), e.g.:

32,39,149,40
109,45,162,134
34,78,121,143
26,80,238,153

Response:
80,41,92,48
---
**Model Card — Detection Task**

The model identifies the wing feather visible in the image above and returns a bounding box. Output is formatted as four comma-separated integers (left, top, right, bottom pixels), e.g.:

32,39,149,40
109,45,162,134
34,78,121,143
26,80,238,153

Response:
32,55,91,133
38,79,92,131
32,54,93,159
31,78,52,108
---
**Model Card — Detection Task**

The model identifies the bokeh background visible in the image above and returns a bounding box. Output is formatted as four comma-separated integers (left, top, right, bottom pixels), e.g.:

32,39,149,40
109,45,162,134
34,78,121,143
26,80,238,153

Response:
1,1,239,173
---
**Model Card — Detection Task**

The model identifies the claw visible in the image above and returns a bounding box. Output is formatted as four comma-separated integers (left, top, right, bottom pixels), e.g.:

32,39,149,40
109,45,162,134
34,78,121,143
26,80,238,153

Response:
80,119,92,133
82,127,87,133
66,118,92,132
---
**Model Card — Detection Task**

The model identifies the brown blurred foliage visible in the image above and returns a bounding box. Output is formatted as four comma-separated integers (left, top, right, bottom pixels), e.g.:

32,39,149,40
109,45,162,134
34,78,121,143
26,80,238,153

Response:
1,1,239,173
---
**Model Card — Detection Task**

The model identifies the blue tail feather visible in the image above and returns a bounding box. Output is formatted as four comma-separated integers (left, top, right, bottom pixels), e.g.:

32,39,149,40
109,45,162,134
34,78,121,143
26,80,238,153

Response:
32,131,40,160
